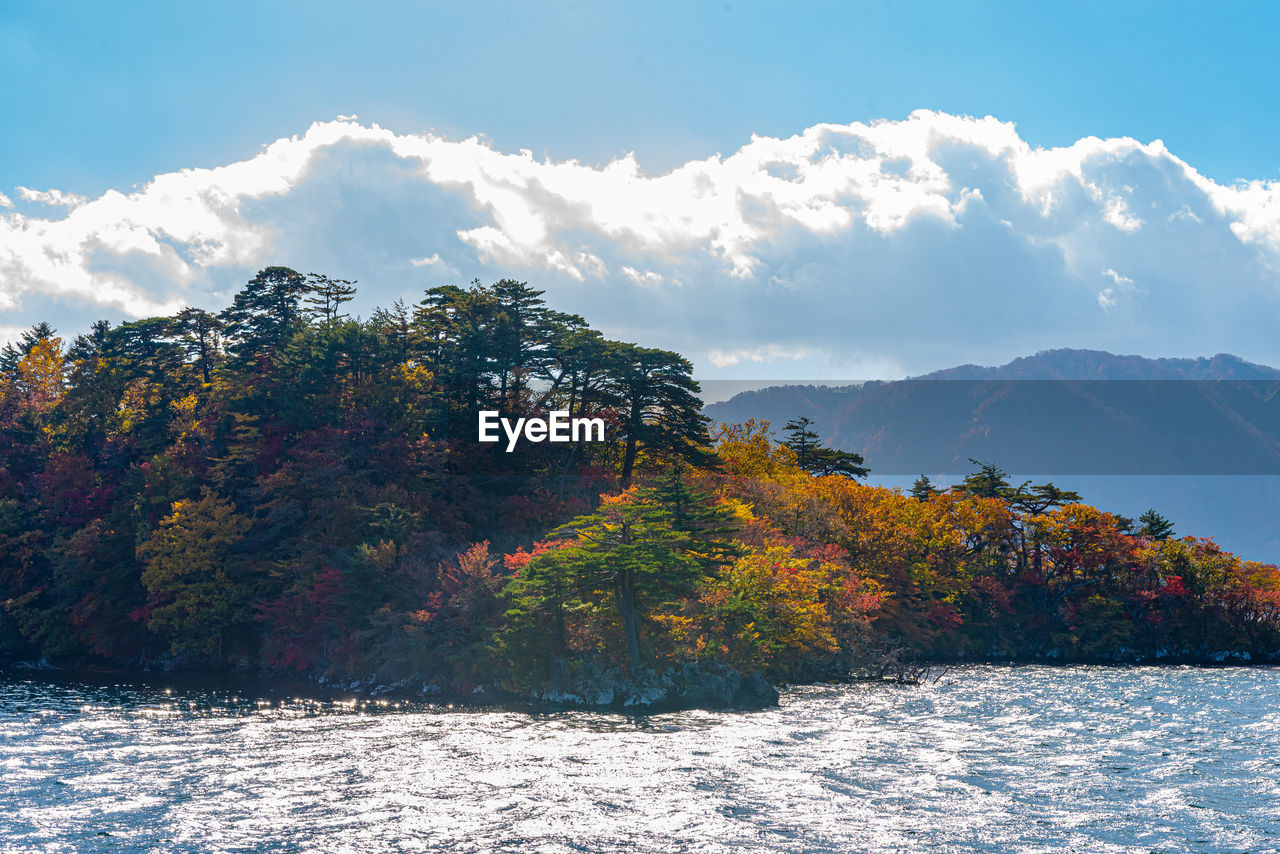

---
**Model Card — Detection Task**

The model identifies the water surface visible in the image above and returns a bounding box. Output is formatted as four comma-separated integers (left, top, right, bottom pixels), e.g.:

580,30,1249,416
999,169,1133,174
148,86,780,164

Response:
3,666,1278,852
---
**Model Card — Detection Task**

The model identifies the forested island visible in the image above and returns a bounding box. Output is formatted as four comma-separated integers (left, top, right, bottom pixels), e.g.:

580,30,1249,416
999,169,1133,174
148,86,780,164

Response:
3,268,1279,710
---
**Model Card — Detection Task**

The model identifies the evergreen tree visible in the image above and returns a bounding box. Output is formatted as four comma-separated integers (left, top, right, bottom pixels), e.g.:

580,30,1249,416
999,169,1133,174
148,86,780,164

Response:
173,308,223,384
303,274,358,328
220,267,312,370
1138,509,1175,541
910,474,940,502
606,344,715,487
956,459,1015,499
501,484,733,674
783,417,821,471
783,416,868,478
1009,482,1082,514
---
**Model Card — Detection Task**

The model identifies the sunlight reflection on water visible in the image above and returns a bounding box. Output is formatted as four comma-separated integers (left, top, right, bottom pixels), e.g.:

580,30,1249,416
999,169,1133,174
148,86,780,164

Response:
2,666,1280,852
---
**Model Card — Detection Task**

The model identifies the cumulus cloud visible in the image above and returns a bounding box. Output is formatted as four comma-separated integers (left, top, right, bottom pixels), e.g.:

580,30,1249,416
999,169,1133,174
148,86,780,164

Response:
4,111,1280,376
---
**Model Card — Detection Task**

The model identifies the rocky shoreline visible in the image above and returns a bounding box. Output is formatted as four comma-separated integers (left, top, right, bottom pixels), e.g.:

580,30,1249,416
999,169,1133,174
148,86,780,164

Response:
2,657,782,713
528,659,779,711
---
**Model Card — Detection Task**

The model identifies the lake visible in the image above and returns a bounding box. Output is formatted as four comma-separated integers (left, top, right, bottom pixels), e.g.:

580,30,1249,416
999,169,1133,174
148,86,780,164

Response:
3,666,1278,852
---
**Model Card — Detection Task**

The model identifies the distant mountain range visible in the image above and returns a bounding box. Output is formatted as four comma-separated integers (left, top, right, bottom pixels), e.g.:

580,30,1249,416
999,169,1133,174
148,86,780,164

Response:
705,349,1280,475
914,349,1280,382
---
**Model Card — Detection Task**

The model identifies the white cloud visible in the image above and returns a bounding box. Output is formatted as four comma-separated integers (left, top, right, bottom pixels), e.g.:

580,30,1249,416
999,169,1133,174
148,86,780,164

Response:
707,343,809,368
0,324,26,347
620,266,664,287
5,111,1280,375
1103,195,1143,231
16,187,88,209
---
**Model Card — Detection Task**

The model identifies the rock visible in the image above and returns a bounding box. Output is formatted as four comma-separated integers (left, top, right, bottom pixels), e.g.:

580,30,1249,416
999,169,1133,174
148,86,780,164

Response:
529,658,778,712
737,670,780,707
676,661,739,708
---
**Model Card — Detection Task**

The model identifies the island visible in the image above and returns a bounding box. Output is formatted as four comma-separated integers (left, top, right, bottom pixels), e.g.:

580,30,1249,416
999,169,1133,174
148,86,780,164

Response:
3,269,1278,711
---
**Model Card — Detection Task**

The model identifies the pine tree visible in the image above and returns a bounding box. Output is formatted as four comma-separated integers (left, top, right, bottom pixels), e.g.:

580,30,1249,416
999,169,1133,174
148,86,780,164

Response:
783,416,869,478
1138,509,1175,541
303,274,358,328
605,344,716,487
910,474,940,501
783,417,820,471
220,267,311,370
173,308,223,384
957,459,1014,499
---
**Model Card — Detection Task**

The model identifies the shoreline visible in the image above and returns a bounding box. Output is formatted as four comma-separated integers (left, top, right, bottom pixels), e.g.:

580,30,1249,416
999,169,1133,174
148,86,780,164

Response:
5,656,1278,715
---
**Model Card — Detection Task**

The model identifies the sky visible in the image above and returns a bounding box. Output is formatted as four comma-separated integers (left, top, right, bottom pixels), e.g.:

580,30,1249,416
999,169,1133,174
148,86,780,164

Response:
3,0,1280,379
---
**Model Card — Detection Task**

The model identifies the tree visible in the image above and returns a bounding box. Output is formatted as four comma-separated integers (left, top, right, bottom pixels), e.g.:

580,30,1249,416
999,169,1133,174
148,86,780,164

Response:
955,459,1015,499
0,323,57,380
1009,482,1082,515
304,274,358,328
220,267,311,370
1138,509,1175,541
910,475,940,502
503,485,732,674
8,333,65,412
783,416,868,478
783,417,820,470
173,307,224,383
136,489,253,662
487,278,584,409
607,344,715,486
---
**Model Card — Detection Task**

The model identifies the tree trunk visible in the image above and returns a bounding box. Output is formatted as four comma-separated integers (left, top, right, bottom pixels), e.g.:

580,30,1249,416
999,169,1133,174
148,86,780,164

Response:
621,436,638,488
615,566,641,674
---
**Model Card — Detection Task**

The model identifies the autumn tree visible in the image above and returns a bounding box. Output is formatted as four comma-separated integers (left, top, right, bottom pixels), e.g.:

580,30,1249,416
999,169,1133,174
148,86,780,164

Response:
501,485,733,675
136,489,253,663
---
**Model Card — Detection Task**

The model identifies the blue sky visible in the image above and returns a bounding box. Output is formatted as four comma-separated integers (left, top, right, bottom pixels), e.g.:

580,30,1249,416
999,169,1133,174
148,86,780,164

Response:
3,1,1280,377
5,0,1278,189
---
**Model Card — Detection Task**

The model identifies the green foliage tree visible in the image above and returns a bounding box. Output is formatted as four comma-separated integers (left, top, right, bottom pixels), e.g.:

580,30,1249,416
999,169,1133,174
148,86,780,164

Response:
607,344,715,486
501,483,734,675
910,474,940,502
955,458,1015,499
303,273,358,328
1138,508,1175,541
783,416,868,478
173,307,224,383
136,489,253,663
220,266,311,370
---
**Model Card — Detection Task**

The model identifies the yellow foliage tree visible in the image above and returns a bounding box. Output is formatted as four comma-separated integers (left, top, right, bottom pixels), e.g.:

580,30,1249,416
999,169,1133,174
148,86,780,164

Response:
137,489,252,662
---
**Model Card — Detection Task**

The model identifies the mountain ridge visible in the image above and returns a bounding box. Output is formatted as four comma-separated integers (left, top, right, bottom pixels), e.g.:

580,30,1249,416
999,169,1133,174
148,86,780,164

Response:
910,348,1280,382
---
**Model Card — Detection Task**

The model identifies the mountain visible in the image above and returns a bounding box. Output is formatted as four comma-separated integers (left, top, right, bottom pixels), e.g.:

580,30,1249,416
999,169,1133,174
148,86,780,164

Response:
705,349,1280,475
915,349,1280,381
704,349,1280,561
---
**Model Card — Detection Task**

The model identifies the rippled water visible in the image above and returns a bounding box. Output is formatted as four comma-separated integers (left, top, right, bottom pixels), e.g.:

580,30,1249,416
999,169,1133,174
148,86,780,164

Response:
3,666,1280,852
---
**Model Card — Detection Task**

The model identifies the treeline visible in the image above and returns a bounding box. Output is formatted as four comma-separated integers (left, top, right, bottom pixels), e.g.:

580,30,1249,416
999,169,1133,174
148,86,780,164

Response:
712,441,1280,666
2,270,1278,698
